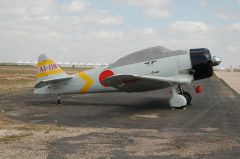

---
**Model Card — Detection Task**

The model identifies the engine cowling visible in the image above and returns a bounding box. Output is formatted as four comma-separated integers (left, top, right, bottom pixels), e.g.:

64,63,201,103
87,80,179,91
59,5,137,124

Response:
190,48,220,81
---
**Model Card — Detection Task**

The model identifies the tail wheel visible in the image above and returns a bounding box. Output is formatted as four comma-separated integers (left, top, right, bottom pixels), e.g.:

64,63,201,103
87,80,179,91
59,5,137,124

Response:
57,95,62,104
57,99,61,104
183,91,192,105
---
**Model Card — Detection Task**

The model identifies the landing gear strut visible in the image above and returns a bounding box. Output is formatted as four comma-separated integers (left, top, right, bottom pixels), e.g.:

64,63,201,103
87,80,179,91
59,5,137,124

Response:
57,95,62,104
169,85,192,109
177,85,192,105
183,92,192,105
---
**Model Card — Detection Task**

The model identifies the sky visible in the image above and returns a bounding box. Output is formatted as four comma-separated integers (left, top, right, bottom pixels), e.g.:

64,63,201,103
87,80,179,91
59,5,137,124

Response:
0,0,240,67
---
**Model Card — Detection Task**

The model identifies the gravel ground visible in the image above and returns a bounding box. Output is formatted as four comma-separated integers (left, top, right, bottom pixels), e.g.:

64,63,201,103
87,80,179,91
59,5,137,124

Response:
0,75,240,159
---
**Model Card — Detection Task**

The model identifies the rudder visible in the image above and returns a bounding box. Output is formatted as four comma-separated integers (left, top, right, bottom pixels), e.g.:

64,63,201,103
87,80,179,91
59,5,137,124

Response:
34,54,72,94
36,54,68,83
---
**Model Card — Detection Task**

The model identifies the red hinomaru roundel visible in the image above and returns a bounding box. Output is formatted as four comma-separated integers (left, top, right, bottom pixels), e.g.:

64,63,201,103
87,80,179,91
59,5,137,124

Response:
99,70,114,87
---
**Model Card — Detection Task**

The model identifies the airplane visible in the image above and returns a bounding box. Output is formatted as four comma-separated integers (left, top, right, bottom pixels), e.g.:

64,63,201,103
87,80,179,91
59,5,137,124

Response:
34,46,221,108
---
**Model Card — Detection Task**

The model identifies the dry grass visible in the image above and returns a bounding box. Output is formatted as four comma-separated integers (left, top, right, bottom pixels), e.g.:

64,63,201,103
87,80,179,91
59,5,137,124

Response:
0,117,65,132
0,118,15,125
0,65,88,91
15,124,66,132
0,133,33,143
0,66,35,89
0,117,66,144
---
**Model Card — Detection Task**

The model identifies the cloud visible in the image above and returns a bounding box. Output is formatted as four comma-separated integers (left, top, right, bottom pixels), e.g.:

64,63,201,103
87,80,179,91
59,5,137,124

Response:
0,0,124,63
62,0,90,13
145,8,170,18
121,0,169,8
44,31,64,39
228,45,240,52
0,0,57,17
200,0,208,7
217,10,240,20
73,13,123,25
0,1,239,67
170,21,211,33
117,0,171,19
226,23,240,31
93,11,123,25
88,30,123,39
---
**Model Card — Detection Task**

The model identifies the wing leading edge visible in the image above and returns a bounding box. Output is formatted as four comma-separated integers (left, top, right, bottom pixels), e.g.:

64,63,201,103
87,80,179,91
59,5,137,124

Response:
102,74,193,92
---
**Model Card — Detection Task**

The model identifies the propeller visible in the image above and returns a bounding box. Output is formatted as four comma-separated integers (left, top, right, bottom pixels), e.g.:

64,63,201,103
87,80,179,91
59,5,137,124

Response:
211,56,221,66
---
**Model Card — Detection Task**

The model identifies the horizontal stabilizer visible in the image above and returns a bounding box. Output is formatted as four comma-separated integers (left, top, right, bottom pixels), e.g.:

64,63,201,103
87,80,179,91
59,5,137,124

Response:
34,54,72,89
35,76,72,88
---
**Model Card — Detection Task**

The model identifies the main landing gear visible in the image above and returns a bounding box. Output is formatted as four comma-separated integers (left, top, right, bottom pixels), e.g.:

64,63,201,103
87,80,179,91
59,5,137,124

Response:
177,85,192,105
169,85,192,109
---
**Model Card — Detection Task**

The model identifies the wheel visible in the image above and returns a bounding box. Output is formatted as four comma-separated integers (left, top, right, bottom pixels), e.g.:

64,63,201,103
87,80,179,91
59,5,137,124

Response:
171,106,186,110
183,91,192,105
169,94,187,108
57,95,62,104
57,99,61,104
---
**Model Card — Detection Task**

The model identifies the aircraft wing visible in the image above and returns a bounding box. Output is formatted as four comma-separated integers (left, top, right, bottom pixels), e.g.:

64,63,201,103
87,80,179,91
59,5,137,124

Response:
102,74,192,92
35,76,73,88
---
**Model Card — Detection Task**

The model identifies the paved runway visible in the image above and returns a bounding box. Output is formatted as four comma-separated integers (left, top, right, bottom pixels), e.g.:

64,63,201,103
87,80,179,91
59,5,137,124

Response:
0,75,240,158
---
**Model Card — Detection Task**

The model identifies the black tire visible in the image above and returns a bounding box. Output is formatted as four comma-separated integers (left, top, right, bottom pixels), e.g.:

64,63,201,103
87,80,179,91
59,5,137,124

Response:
183,91,192,105
57,99,62,104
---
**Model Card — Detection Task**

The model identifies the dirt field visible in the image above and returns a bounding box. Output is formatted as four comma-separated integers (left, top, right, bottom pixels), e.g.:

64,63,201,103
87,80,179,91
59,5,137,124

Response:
215,71,240,94
0,65,85,91
0,66,239,159
0,65,88,158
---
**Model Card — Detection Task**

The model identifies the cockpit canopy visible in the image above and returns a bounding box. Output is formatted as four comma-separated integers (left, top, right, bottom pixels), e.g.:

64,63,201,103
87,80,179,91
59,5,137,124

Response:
109,46,186,68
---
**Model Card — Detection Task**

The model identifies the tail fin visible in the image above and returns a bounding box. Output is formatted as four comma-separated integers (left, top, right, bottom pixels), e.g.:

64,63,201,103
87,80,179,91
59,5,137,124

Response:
36,54,68,82
35,54,72,91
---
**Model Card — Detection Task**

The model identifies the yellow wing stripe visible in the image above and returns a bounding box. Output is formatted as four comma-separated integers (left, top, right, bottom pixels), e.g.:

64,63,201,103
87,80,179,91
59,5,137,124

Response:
79,72,94,93
37,59,55,67
36,69,64,78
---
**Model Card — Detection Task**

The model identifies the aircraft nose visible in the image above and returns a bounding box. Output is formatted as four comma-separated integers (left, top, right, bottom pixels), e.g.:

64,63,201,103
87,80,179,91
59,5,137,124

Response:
211,56,221,66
